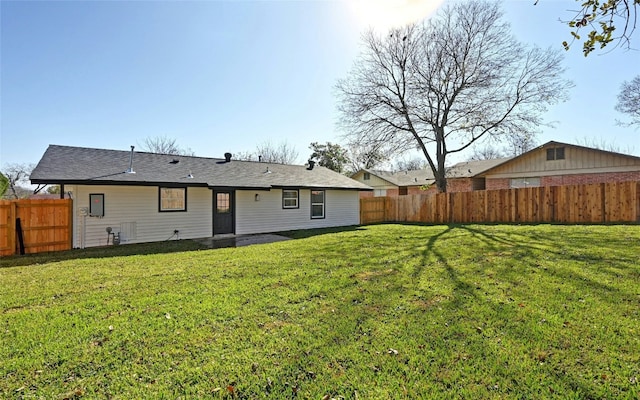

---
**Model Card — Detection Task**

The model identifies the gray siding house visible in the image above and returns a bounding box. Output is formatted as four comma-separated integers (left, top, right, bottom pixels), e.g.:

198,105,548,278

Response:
31,145,371,248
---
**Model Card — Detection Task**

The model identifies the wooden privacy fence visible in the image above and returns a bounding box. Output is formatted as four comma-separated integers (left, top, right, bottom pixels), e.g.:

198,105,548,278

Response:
0,199,73,256
361,181,640,225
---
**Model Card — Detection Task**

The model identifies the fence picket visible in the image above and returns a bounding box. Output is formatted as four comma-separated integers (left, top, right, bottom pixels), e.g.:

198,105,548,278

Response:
360,182,639,225
0,199,73,256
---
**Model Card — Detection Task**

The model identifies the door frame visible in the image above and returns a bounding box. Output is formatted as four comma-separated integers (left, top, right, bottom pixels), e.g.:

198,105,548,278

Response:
212,189,235,235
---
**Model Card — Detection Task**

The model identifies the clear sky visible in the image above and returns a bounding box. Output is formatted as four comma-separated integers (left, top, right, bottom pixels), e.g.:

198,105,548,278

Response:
1,0,638,170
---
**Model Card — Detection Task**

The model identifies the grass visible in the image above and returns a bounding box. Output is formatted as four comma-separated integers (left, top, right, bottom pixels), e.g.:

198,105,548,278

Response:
1,224,639,399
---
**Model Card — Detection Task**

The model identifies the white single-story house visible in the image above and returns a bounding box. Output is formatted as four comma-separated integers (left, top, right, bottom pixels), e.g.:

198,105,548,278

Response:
30,145,372,248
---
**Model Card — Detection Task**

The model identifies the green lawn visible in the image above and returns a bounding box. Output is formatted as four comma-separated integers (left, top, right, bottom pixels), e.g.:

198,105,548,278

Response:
1,224,639,399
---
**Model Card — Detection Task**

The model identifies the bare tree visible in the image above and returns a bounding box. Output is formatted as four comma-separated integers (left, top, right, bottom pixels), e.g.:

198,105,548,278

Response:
469,145,506,161
1,163,46,199
394,158,427,171
337,0,572,192
615,75,640,128
233,151,257,162
575,136,635,154
139,136,195,156
504,133,538,157
255,141,300,164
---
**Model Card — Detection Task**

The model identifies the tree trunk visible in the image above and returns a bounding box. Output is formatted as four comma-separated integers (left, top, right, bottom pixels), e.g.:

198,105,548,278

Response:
434,165,447,193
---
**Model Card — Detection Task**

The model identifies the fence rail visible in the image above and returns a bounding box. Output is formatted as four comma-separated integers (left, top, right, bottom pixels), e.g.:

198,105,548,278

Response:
0,199,73,256
360,181,639,225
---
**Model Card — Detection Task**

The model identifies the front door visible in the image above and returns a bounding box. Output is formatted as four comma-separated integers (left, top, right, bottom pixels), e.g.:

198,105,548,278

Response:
213,190,235,235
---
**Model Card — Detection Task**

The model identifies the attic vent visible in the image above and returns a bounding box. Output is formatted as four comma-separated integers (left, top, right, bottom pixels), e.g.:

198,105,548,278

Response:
224,152,232,162
307,160,315,170
170,159,180,164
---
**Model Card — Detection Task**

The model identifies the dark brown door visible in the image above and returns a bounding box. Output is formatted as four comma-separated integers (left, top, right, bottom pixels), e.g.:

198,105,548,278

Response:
213,190,235,235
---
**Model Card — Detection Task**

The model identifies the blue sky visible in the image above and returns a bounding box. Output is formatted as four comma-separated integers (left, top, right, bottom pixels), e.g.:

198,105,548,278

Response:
1,0,638,170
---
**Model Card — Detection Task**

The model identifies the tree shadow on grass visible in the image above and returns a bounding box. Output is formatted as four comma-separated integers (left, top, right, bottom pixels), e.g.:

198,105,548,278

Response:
412,223,637,398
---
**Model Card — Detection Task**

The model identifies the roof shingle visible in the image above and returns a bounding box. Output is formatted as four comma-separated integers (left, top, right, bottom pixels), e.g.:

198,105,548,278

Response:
30,145,371,190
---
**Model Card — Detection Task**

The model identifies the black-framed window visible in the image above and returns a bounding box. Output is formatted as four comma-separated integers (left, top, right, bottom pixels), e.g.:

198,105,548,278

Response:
89,193,104,217
159,187,187,212
282,189,299,209
311,190,325,219
546,147,565,161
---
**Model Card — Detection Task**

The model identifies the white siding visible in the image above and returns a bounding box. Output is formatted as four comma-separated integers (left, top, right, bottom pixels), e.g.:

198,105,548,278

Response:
235,189,360,235
68,185,212,248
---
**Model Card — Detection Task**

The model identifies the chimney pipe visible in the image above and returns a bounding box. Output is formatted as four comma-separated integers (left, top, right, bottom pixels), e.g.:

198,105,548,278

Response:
307,160,315,170
258,155,262,163
126,145,136,174
224,152,232,162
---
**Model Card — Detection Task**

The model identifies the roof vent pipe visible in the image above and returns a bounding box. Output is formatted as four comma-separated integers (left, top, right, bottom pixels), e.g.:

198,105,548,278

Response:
126,145,136,174
258,155,262,163
224,152,232,162
307,160,315,170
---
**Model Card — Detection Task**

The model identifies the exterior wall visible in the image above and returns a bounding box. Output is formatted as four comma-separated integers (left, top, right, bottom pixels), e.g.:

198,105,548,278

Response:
352,171,396,196
540,171,640,186
235,189,360,235
447,178,474,193
408,186,431,195
366,178,474,196
68,185,213,248
485,145,640,178
486,178,511,190
486,171,640,190
359,191,374,199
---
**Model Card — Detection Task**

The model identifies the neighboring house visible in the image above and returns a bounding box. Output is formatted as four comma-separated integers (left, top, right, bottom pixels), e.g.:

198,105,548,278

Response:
30,145,371,248
351,158,509,197
480,141,640,189
352,141,640,196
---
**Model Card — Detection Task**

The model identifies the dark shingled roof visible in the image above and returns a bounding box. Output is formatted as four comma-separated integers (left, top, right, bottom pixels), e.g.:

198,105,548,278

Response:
358,157,512,186
30,145,372,190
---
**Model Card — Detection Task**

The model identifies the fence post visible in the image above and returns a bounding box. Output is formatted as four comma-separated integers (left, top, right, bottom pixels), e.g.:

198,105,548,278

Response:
67,199,74,249
8,201,17,255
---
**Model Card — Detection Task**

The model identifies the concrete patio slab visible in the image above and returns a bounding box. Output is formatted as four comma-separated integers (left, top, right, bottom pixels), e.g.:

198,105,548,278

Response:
195,234,292,249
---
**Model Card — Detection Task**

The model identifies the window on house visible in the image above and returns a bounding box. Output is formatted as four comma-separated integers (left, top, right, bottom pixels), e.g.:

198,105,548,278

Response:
364,172,371,180
510,177,541,188
282,189,299,209
311,190,325,219
374,189,387,197
546,147,565,161
399,186,408,196
159,187,187,212
216,192,230,214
